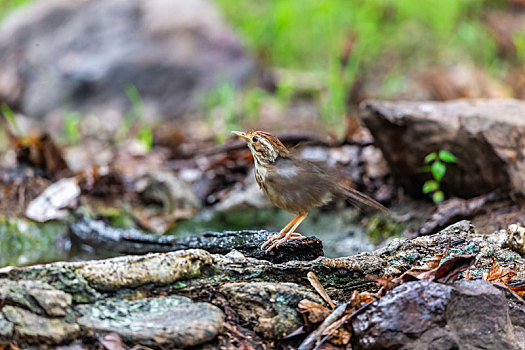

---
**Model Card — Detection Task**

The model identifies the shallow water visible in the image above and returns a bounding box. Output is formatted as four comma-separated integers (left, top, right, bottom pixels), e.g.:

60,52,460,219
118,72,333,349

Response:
0,202,421,267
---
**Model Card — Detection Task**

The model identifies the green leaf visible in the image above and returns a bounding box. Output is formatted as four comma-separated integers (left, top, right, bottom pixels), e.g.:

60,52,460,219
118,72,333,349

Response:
137,125,153,151
1,102,21,135
438,150,457,163
422,180,439,194
424,152,437,164
433,190,444,203
64,111,81,145
431,161,446,181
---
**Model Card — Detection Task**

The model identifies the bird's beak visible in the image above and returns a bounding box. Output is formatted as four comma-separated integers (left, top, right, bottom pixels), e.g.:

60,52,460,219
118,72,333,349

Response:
232,131,250,142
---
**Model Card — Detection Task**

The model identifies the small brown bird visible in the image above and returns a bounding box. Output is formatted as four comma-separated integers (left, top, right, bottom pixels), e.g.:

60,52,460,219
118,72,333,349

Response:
232,130,388,252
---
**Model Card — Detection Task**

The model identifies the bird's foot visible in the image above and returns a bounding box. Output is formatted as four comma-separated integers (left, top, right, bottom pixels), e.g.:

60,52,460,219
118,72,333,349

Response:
261,228,294,249
261,233,284,249
263,233,305,252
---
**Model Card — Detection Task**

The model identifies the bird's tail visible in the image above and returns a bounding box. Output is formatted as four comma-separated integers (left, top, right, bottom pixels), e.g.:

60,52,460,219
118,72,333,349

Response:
339,186,389,215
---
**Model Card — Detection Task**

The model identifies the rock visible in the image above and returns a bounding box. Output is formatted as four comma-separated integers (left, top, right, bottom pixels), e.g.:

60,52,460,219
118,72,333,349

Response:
0,280,72,316
136,171,201,212
0,314,14,338
27,288,72,317
0,220,524,347
25,177,81,222
220,282,324,339
360,99,525,197
505,223,525,255
361,145,390,179
69,216,324,263
3,305,80,344
418,193,496,236
76,296,224,347
493,284,525,345
214,177,273,212
77,249,213,291
0,0,255,120
352,280,523,350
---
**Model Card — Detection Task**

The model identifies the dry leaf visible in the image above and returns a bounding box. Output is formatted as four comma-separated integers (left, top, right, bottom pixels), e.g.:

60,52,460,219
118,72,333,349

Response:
308,271,336,309
25,177,80,222
432,255,476,284
366,274,398,292
298,299,332,323
398,242,449,281
483,257,517,285
357,291,376,304
321,316,351,345
509,284,525,297
12,133,69,177
0,342,20,350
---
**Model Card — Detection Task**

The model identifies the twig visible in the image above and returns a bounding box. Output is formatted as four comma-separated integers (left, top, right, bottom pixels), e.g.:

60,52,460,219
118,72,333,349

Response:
307,271,335,309
298,301,349,350
313,301,375,350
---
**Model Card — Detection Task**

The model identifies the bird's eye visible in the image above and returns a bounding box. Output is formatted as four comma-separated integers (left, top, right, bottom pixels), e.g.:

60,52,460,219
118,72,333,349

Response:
252,136,259,142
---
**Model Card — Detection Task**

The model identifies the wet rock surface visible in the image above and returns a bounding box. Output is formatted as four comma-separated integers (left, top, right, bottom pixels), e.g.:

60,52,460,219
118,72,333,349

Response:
0,220,524,347
220,282,324,339
352,280,524,350
0,279,72,316
76,296,224,347
360,98,525,197
0,313,14,338
3,305,80,344
69,216,324,263
77,249,213,291
0,0,255,120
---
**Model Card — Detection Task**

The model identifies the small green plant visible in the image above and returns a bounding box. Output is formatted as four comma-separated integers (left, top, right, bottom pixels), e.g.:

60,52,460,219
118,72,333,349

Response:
0,0,34,21
366,214,405,245
202,81,240,143
63,110,81,145
118,83,153,151
1,102,21,135
421,150,457,203
514,29,525,64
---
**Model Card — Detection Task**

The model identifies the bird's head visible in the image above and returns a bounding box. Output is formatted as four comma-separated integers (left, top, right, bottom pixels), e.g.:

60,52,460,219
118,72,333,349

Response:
232,130,288,164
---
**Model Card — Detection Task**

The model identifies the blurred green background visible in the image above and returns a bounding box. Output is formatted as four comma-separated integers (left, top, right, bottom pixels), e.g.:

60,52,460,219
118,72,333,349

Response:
1,0,523,138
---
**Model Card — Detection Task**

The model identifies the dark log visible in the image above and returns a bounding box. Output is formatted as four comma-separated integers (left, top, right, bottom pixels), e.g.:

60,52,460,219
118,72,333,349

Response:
68,217,323,263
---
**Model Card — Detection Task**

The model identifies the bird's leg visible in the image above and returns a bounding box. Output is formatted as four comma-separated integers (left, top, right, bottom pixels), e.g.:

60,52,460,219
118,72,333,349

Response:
261,214,302,249
265,212,307,252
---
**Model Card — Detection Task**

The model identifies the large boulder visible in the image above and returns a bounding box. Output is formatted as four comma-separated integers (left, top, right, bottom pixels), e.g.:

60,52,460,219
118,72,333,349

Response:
0,0,255,119
352,280,525,350
359,99,525,198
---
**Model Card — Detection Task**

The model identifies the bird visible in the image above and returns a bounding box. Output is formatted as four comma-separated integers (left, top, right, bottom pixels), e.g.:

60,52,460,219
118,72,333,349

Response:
232,130,389,252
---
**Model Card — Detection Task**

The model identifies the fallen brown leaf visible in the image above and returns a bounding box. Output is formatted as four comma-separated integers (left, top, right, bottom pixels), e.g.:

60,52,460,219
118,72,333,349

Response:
12,133,69,178
321,316,351,345
0,342,20,350
483,257,517,285
365,274,399,293
478,257,524,296
432,255,476,284
398,240,450,282
298,299,332,324
509,284,525,297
